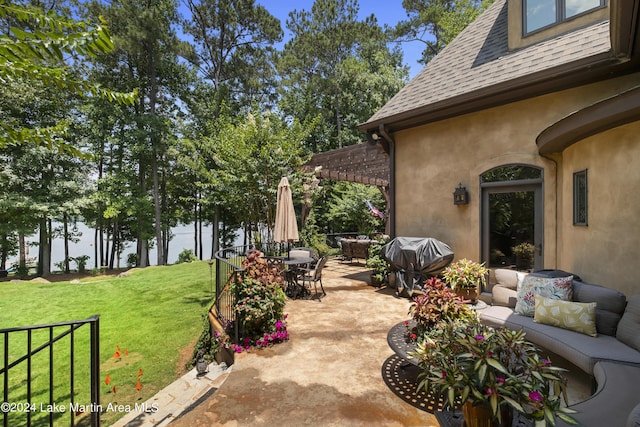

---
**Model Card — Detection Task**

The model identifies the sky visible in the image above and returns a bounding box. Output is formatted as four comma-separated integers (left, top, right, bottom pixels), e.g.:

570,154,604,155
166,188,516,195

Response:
256,0,425,79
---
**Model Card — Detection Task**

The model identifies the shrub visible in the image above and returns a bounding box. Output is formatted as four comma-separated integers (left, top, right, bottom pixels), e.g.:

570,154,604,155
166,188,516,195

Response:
228,253,288,350
177,249,198,264
126,253,138,268
73,255,90,273
407,277,476,340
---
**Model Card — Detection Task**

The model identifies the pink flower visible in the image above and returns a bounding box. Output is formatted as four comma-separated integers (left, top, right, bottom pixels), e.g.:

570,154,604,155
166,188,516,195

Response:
542,358,551,366
529,391,543,402
441,371,447,378
485,388,493,395
496,376,506,384
475,334,485,341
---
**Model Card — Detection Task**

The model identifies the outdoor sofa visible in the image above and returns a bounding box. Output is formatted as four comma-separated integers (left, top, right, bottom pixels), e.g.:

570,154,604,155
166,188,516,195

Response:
478,269,640,426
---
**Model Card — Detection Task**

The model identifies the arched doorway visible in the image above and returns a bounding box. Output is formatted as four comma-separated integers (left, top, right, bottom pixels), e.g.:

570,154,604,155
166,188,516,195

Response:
481,165,543,271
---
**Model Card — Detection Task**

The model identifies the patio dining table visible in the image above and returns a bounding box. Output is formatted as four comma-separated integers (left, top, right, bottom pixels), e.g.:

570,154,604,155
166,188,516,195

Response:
283,256,314,299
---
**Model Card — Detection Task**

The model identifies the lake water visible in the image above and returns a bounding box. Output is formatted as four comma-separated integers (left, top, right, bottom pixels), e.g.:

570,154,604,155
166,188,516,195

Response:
14,223,224,270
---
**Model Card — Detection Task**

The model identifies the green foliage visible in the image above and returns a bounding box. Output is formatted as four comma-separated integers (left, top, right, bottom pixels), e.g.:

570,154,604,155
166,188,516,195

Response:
277,0,407,151
0,2,136,151
324,182,385,234
73,255,90,273
177,249,198,264
366,237,391,281
126,253,138,268
206,108,311,241
442,258,488,290
392,0,495,64
411,320,577,425
408,277,476,335
234,254,286,340
188,314,219,369
182,0,283,116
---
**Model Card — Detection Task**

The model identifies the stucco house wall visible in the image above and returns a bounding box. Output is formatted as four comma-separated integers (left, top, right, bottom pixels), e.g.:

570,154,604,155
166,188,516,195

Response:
560,120,640,296
393,74,640,295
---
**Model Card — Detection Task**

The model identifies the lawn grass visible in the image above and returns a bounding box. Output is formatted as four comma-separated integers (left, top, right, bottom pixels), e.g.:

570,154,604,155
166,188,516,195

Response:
0,261,215,426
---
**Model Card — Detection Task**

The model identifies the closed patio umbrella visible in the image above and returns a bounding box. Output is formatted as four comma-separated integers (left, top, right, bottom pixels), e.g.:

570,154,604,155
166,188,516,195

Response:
273,176,299,257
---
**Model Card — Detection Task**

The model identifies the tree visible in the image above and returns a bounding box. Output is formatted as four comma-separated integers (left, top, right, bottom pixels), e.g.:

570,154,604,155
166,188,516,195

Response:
203,108,311,244
0,1,136,152
323,182,385,236
278,0,408,152
182,0,282,120
392,0,494,64
81,0,188,266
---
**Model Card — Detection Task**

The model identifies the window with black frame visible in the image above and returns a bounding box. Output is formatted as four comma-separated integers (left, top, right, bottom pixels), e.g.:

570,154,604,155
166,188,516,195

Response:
573,169,588,226
524,0,606,34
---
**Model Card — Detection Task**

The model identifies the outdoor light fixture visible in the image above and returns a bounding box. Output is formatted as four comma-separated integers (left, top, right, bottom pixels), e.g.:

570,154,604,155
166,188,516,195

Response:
367,131,381,145
196,350,208,376
453,183,469,205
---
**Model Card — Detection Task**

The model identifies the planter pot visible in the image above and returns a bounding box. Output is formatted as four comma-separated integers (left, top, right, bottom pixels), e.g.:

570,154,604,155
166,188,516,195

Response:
515,255,532,270
455,287,479,303
462,400,513,427
370,274,383,287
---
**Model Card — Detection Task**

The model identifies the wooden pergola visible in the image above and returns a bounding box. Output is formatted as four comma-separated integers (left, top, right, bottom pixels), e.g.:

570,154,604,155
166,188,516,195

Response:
303,143,391,234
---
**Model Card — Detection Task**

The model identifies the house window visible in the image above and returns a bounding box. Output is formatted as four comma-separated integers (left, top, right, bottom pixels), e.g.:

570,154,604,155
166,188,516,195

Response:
573,170,588,226
524,0,605,34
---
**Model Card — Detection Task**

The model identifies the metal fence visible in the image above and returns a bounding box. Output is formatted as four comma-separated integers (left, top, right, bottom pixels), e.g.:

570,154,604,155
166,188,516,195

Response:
1,315,101,427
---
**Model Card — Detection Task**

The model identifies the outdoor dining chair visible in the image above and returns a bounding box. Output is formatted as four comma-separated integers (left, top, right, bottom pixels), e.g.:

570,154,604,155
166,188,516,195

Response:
300,255,328,301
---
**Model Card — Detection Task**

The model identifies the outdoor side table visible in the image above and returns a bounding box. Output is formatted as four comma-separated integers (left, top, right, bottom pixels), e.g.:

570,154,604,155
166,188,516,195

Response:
387,321,419,366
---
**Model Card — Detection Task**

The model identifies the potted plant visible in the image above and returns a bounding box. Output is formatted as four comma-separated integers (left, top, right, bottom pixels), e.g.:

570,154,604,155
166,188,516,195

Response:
406,277,476,340
410,319,577,426
366,240,390,287
512,242,535,270
442,258,488,303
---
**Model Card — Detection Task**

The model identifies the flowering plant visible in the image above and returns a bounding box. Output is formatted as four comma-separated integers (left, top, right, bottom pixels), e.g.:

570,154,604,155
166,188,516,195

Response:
406,277,476,340
442,258,488,290
227,253,289,350
410,319,577,425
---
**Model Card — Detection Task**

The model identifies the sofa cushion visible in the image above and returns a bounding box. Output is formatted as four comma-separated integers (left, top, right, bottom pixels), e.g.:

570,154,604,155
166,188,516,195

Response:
533,296,597,337
617,295,640,352
493,269,525,290
628,403,640,427
515,275,573,317
572,281,627,336
479,306,640,374
492,285,518,308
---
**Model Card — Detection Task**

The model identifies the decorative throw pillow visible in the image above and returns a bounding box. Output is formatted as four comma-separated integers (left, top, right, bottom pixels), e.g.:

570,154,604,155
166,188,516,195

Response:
533,295,597,337
514,275,573,317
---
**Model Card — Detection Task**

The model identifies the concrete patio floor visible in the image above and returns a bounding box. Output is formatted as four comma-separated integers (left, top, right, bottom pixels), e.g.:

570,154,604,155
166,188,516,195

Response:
166,258,591,426
171,259,436,426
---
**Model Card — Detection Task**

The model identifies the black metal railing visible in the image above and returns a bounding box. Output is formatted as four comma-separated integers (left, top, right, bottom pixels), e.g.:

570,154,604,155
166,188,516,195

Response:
1,315,100,427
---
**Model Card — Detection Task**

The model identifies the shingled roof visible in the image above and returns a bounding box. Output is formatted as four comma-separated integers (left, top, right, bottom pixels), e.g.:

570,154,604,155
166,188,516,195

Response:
359,0,622,133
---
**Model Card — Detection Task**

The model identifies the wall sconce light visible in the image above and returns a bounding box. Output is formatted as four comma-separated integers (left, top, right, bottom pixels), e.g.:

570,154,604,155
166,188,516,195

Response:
366,131,381,145
453,183,469,205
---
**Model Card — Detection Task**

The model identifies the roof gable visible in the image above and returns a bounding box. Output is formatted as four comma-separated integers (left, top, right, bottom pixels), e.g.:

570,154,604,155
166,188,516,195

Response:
363,0,613,131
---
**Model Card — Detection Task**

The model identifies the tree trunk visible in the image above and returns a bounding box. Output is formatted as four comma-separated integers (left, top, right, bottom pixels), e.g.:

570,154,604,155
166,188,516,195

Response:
37,217,51,276
94,226,99,269
193,204,199,256
63,213,70,273
18,232,26,271
212,205,220,258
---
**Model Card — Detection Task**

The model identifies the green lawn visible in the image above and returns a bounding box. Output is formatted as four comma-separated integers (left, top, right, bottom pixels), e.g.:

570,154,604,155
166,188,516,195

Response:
0,261,215,426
